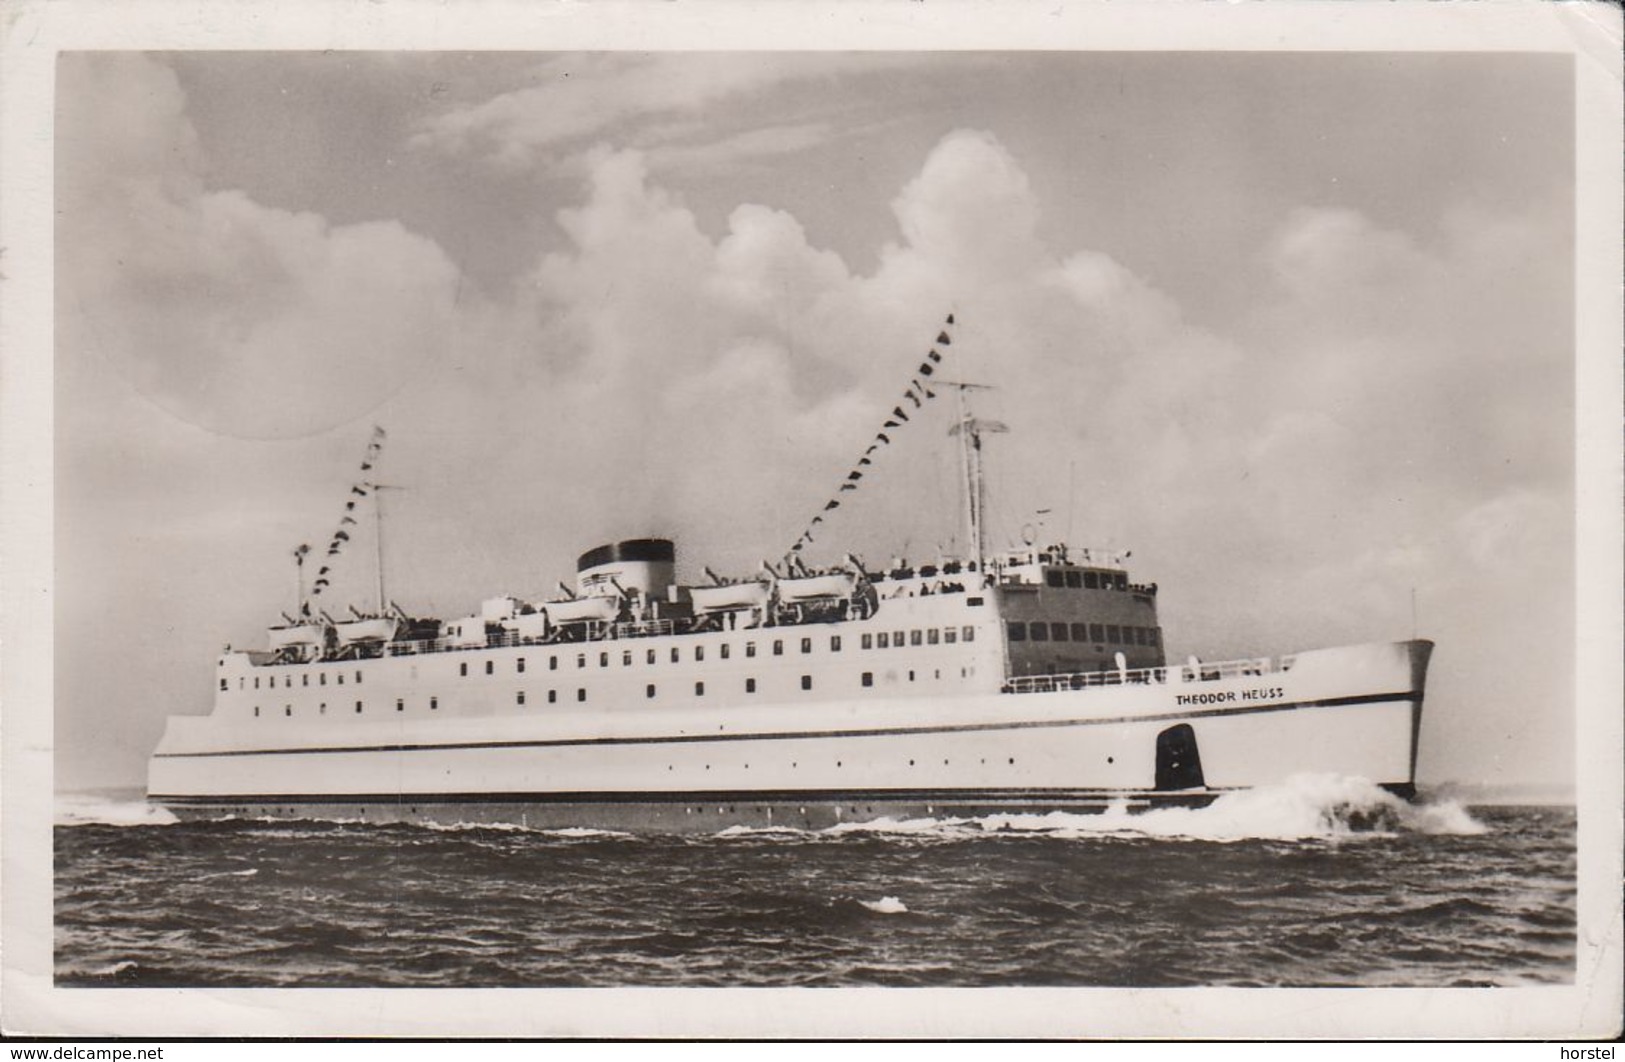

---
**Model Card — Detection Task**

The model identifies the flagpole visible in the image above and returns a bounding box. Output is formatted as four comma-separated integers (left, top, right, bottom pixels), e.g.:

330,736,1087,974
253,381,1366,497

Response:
372,484,404,613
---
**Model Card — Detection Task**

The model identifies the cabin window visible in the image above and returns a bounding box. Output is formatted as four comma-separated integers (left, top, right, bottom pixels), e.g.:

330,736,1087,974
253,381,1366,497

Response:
355,701,363,714
517,658,526,673
302,674,309,687
320,703,327,714
550,655,558,670
893,630,905,647
1065,571,1082,589
746,677,756,693
801,637,812,654
337,673,345,685
671,647,680,663
745,642,757,658
239,677,245,690
429,697,437,710
220,679,228,691
1007,622,1027,642
623,650,633,666
945,628,957,644
1030,622,1049,642
963,626,975,642
355,671,363,684
548,690,557,704
599,652,609,668
1084,571,1100,590
254,706,260,717
801,675,812,691
1070,622,1088,641
773,639,784,656
647,648,657,664
861,672,873,688
516,690,526,706
577,689,586,702
830,635,842,652
909,630,921,646
460,662,468,677
721,643,731,660
877,632,890,649
396,698,404,712
646,684,656,699
486,660,495,675
927,629,939,645
1051,622,1068,642
695,681,705,697
1046,571,1064,588
696,645,705,662
577,653,586,669
1107,625,1121,643
1090,623,1105,642
319,673,327,685
862,633,873,650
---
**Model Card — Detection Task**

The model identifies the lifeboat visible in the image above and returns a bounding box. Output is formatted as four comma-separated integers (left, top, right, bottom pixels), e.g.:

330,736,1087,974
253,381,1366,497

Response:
267,623,326,652
543,596,621,625
690,581,771,615
776,572,857,603
333,615,400,647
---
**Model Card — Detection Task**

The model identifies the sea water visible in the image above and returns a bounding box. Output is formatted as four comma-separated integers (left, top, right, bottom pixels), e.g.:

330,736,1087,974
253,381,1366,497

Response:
54,775,1574,988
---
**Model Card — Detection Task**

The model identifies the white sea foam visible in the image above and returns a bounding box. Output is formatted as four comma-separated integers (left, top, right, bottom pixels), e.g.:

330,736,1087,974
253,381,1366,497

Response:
859,896,909,914
195,868,259,881
55,792,177,827
806,775,1486,843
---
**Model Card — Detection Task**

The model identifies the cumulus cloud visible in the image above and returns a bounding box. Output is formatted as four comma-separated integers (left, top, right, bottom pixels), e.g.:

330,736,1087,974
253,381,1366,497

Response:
58,53,470,442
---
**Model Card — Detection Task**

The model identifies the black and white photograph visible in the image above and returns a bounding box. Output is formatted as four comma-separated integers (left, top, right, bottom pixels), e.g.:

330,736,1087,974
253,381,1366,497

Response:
3,0,1620,1042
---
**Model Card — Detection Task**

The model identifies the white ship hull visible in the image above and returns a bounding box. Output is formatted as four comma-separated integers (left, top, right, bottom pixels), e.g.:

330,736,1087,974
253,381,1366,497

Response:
149,639,1430,832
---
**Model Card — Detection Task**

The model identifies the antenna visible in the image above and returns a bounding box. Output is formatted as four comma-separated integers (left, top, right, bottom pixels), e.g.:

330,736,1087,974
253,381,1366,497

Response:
292,543,311,618
941,381,1007,581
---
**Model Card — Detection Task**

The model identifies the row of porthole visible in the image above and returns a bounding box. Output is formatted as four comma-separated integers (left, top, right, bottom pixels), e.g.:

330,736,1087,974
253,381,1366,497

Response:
250,666,973,718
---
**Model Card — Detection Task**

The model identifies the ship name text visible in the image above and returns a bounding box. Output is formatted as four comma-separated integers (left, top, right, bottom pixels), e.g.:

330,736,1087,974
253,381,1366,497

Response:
1175,686,1285,707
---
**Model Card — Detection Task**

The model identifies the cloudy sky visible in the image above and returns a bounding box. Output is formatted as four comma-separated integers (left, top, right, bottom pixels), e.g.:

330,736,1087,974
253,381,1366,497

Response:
54,50,1574,792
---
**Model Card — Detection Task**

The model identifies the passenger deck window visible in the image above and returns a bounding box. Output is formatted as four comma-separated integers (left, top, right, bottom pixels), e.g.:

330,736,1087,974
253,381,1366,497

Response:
862,633,874,649
927,629,939,645
1065,571,1082,589
945,628,958,644
910,630,923,646
878,632,890,649
773,639,784,656
963,626,975,642
830,635,842,652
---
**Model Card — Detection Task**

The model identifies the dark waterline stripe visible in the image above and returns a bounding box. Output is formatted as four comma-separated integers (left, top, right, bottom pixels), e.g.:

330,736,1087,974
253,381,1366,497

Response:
152,691,1416,760
148,785,1229,806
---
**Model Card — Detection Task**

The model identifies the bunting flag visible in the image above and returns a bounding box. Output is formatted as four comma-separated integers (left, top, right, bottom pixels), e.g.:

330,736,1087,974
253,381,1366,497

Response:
786,312,955,555
309,426,388,598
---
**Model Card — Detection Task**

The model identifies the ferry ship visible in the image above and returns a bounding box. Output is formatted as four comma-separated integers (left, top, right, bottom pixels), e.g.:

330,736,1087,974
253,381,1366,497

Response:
147,324,1433,832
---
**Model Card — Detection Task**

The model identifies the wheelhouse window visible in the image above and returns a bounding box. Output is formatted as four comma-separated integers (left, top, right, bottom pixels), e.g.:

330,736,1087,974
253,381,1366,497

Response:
1071,622,1088,641
1051,622,1068,641
1029,622,1049,642
1007,622,1027,642
1046,570,1064,588
1084,571,1099,590
1090,623,1105,642
1065,571,1082,589
1107,625,1121,643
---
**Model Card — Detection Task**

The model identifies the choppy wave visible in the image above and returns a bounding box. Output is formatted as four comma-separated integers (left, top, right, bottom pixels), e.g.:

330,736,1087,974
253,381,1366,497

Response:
55,792,177,827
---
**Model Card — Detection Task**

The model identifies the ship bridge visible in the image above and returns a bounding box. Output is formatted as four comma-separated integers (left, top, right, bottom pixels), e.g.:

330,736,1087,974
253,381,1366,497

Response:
986,542,1164,680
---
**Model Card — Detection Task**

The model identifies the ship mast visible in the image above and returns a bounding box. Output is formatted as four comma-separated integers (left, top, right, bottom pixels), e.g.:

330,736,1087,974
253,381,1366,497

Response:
292,543,310,618
370,484,404,613
943,382,1006,581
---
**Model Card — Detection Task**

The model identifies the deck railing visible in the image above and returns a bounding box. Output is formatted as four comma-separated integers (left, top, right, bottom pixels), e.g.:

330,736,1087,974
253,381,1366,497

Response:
1004,655,1286,694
